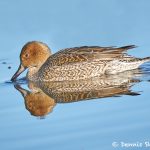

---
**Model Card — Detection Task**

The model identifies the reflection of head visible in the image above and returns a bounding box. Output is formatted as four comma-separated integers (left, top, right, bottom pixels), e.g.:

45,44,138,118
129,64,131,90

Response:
15,85,56,117
25,92,56,117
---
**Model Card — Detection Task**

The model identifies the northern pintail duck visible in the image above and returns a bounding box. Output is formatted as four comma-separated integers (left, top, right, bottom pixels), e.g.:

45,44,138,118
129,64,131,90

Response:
11,41,150,81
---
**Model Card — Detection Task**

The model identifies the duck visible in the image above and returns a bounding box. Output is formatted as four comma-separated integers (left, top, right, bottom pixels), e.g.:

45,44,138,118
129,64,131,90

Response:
11,41,150,82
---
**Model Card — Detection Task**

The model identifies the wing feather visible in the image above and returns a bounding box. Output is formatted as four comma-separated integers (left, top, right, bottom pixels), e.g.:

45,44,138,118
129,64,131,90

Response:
46,45,136,66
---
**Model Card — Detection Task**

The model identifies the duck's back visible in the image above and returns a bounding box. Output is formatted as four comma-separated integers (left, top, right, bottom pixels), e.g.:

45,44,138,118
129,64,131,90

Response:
38,45,139,81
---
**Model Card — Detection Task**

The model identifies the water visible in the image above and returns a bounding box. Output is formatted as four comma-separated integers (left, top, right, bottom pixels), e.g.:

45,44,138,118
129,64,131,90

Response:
1,0,150,150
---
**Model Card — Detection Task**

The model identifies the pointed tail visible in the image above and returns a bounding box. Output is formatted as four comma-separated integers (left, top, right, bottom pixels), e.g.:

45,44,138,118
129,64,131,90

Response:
142,57,150,63
119,45,137,50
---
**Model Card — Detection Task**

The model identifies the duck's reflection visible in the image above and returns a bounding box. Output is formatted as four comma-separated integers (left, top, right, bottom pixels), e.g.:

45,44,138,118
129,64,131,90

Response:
14,69,142,117
15,84,56,117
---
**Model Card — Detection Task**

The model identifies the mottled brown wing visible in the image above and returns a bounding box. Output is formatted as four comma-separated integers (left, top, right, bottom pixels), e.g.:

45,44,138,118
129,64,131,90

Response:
47,45,136,66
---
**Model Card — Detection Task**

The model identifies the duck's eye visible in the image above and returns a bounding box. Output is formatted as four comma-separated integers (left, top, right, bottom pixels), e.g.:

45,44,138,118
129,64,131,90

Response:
25,53,29,58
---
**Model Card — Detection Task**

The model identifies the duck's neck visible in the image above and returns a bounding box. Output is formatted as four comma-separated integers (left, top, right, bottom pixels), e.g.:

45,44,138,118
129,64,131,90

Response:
27,65,41,81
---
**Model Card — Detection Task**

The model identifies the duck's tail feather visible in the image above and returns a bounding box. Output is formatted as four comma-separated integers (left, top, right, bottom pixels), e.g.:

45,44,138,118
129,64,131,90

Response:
115,45,137,54
142,57,150,63
119,45,137,50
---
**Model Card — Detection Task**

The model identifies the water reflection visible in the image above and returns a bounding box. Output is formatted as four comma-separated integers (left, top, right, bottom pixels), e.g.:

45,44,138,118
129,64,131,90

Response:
12,69,144,118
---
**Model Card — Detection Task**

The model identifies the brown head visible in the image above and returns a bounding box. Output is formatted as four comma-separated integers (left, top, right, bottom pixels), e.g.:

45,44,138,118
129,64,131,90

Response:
11,41,51,81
